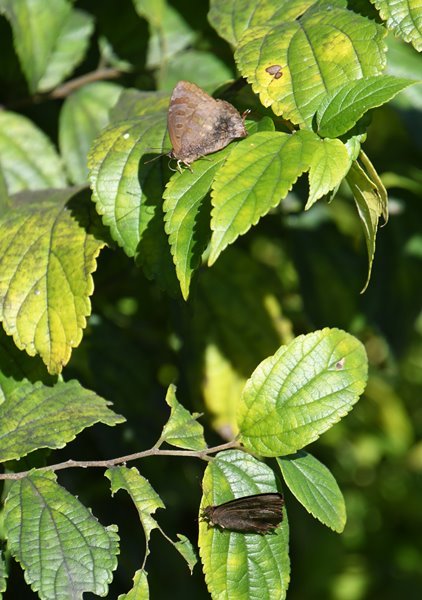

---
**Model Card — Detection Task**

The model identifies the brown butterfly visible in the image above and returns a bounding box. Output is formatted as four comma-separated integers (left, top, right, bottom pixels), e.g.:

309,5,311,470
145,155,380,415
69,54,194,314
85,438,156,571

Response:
202,492,284,534
167,81,248,171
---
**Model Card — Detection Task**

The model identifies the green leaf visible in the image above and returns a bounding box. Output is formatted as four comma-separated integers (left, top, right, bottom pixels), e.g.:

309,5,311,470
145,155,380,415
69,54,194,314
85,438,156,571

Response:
208,130,317,265
0,188,106,374
133,0,166,28
237,328,368,457
0,111,67,194
109,89,170,122
277,451,346,532
0,379,124,462
143,3,195,69
88,112,168,256
173,534,198,574
0,550,7,593
199,450,290,600
118,569,150,599
106,466,164,554
208,0,315,46
372,0,422,51
160,384,207,450
317,75,418,138
235,6,386,127
88,111,180,296
346,154,387,293
0,0,94,93
157,49,232,92
163,119,269,298
59,82,123,184
163,148,229,299
305,137,351,209
4,471,119,599
0,327,56,405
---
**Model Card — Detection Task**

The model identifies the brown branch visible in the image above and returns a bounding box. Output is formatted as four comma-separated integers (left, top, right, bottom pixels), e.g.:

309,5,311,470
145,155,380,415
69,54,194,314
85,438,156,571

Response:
48,68,122,99
1,68,123,111
0,440,239,480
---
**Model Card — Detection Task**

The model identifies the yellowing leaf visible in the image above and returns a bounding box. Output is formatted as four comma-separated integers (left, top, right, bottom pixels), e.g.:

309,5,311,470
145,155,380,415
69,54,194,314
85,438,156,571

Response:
0,188,105,373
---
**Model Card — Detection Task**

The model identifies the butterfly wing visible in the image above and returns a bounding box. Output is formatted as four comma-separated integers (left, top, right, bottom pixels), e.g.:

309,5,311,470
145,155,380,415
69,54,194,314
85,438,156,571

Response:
168,81,247,165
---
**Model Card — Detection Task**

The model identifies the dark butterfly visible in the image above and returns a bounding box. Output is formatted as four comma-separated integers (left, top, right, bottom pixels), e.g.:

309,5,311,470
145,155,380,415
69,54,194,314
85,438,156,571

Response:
167,80,248,170
202,492,284,534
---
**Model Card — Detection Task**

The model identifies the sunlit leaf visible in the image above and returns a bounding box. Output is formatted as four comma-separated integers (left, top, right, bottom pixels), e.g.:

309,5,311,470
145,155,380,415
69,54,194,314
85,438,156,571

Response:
106,466,164,553
118,569,149,599
372,0,422,51
199,450,290,600
237,328,368,456
277,451,346,532
4,471,119,599
209,130,318,265
236,6,386,127
160,384,207,450
208,0,315,46
0,188,105,373
173,534,197,574
317,75,418,138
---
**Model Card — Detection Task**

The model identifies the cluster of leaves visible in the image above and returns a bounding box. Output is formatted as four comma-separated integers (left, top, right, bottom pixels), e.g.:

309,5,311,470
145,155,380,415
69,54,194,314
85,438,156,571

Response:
0,0,420,598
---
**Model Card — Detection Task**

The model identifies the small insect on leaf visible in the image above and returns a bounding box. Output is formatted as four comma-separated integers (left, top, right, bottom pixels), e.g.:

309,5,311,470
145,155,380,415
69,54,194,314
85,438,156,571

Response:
265,65,283,79
202,493,284,534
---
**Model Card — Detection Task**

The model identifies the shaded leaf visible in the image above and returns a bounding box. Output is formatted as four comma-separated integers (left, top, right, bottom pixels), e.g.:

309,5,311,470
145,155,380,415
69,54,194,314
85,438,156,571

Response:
59,82,123,184
0,187,106,374
0,327,56,404
4,471,119,599
196,247,285,434
317,75,418,138
237,328,368,456
0,379,124,463
157,49,232,92
0,111,67,194
199,449,290,600
143,2,195,68
160,384,207,450
0,550,7,593
346,154,387,292
277,451,346,532
109,89,170,122
0,0,94,92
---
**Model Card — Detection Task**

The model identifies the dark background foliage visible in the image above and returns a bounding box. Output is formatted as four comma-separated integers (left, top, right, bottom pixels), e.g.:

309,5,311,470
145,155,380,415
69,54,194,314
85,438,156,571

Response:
0,0,421,598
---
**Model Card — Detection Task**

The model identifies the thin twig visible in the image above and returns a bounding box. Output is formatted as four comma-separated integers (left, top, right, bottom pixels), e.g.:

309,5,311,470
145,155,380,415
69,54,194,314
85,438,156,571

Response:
0,440,239,480
1,68,122,111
